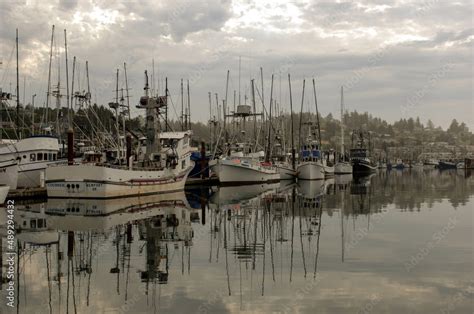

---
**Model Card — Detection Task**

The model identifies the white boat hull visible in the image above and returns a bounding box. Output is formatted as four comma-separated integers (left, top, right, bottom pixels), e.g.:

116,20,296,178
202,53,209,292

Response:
297,162,325,180
334,161,353,174
211,159,280,184
0,185,9,204
0,159,18,189
45,164,192,198
0,136,59,188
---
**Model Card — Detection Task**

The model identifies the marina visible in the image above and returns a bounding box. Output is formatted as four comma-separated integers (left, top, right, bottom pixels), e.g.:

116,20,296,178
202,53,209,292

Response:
1,1,473,313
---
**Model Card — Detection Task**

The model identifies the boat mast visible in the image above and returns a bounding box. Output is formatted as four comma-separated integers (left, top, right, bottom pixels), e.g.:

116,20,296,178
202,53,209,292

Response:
45,25,54,132
64,29,71,129
123,62,131,120
340,86,345,157
312,79,322,150
181,78,184,131
224,70,229,144
251,79,257,152
265,74,274,162
298,79,305,155
187,79,191,130
288,74,295,170
15,28,20,137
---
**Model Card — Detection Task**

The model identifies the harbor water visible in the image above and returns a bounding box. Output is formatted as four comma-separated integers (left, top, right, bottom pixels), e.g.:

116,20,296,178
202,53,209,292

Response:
1,169,473,313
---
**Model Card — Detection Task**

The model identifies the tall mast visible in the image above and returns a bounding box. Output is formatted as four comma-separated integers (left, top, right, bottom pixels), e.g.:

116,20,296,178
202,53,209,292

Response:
340,86,344,156
15,28,20,136
46,25,55,131
238,56,241,107
224,70,229,143
165,77,168,131
187,79,191,130
181,78,184,131
288,74,295,170
298,79,305,155
312,78,322,150
123,63,131,120
208,92,212,153
265,74,273,162
115,68,120,141
251,79,257,151
71,56,76,127
64,29,70,129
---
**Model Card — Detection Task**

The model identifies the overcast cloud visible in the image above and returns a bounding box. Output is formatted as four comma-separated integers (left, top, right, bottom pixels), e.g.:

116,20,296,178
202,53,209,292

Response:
0,0,472,129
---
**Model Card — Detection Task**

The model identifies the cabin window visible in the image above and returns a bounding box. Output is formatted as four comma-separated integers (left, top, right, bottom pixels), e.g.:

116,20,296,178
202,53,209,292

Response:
30,220,37,228
30,153,36,161
38,219,44,228
49,153,52,161
23,155,27,159
37,153,43,161
53,153,57,161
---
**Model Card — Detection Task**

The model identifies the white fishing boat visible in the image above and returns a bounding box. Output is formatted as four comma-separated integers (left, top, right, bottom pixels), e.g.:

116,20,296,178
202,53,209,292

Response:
0,136,59,188
0,185,9,204
210,155,280,184
297,141,325,180
334,87,352,175
46,71,193,199
0,159,18,189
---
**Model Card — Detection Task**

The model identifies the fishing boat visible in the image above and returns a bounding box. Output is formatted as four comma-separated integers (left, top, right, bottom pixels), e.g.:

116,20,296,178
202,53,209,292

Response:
297,79,332,180
46,72,193,199
0,136,60,188
297,141,325,180
438,160,458,170
350,130,377,174
210,75,279,185
210,151,280,184
334,87,352,175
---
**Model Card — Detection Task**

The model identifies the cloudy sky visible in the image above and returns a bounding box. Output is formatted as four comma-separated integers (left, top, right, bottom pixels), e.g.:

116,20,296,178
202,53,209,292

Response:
0,0,472,129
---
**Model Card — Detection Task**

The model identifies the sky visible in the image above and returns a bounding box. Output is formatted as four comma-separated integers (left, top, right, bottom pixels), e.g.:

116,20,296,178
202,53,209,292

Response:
0,0,472,130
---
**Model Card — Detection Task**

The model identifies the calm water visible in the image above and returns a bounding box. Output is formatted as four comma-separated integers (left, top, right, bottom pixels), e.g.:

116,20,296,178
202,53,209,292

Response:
1,169,473,314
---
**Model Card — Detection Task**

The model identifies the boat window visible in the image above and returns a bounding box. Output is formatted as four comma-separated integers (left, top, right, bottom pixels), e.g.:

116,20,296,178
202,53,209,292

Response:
49,153,52,160
30,153,36,161
37,153,43,161
23,155,27,159
30,220,37,228
53,153,57,161
38,219,44,228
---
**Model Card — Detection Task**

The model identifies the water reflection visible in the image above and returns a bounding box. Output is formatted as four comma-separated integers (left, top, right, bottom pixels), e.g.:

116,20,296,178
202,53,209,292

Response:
0,169,473,313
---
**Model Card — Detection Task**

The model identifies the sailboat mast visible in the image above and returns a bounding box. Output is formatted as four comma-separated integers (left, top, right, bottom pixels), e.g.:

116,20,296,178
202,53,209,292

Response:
251,79,257,151
265,74,273,162
298,79,305,155
46,25,54,130
288,74,295,170
181,78,184,131
15,29,20,135
64,29,70,129
187,79,191,130
312,79,322,150
340,86,345,156
124,62,131,120
224,70,229,143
